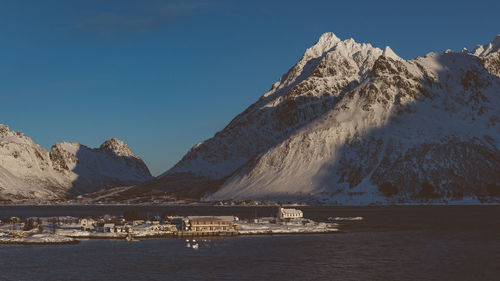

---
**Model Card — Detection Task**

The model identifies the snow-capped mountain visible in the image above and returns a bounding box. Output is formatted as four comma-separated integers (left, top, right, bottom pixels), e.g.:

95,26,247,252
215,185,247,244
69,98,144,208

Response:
156,33,500,204
0,125,152,201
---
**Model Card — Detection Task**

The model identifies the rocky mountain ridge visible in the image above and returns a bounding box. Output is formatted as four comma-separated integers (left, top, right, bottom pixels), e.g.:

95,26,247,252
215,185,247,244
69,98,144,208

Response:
155,33,500,204
0,124,152,202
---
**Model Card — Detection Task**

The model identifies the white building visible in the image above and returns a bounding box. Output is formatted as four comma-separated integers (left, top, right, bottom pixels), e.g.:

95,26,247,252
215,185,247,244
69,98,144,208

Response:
278,207,303,219
79,218,95,231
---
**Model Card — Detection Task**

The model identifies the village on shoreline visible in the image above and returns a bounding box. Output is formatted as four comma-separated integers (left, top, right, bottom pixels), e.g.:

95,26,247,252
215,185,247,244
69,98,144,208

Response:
0,207,343,245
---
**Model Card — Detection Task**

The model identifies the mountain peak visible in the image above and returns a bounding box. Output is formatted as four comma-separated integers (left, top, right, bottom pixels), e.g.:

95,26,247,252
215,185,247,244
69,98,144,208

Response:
0,124,153,201
382,46,402,61
492,34,500,51
157,33,500,204
472,34,500,56
0,124,32,145
303,32,341,58
0,124,10,136
100,137,136,157
318,32,340,43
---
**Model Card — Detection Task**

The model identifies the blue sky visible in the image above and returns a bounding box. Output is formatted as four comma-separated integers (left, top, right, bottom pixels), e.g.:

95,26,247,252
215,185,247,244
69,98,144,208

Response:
1,0,499,176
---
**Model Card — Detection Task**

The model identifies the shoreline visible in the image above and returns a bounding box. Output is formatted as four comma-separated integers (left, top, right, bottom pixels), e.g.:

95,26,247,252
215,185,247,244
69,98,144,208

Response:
0,240,80,245
0,229,341,245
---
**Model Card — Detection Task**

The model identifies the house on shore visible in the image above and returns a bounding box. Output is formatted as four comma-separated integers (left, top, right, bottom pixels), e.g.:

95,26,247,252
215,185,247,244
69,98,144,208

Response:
277,207,303,219
183,216,236,232
95,223,130,233
79,218,96,231
94,223,110,232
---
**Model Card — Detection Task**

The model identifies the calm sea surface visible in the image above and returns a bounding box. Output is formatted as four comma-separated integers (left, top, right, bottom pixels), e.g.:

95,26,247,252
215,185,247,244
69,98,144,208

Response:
0,205,499,281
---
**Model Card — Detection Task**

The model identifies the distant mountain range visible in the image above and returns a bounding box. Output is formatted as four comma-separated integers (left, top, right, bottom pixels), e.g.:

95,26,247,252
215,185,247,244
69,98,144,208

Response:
0,124,152,202
2,33,500,204
151,32,500,204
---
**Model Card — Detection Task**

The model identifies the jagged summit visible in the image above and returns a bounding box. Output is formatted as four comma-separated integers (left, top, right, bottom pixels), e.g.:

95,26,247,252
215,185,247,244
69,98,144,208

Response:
382,46,402,61
263,33,387,100
304,32,341,58
0,124,9,135
472,34,500,77
0,124,12,140
100,137,137,158
0,124,33,146
472,34,500,56
318,32,340,42
308,33,385,60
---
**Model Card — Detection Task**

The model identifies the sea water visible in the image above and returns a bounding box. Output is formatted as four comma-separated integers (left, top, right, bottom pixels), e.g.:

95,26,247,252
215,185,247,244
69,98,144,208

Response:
0,206,499,280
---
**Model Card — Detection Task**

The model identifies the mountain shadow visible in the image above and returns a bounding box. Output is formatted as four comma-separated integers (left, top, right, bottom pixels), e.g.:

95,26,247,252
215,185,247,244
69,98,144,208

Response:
213,52,500,203
49,138,153,198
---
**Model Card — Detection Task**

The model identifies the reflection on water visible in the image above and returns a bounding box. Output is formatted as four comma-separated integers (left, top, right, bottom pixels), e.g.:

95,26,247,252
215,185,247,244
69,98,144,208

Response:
0,206,499,281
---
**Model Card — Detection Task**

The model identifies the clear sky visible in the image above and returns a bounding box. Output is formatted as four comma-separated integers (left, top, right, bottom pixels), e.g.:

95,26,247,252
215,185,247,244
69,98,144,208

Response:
1,0,499,176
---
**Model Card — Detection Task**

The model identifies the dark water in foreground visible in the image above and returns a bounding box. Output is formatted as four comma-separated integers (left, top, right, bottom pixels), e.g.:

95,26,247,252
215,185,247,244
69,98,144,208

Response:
0,206,499,281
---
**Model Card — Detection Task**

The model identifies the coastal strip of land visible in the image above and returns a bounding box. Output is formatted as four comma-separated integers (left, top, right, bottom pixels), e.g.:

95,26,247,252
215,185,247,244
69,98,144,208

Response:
0,208,345,245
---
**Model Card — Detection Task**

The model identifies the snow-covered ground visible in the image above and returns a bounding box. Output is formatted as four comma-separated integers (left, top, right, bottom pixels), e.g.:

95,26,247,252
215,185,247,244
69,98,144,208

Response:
236,218,339,235
328,216,364,221
0,222,77,244
56,223,175,239
0,232,76,245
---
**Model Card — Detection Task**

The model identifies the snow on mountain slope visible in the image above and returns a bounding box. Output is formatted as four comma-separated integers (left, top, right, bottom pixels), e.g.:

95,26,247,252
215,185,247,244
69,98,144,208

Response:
0,125,67,200
212,52,500,203
157,33,386,195
50,138,152,195
0,125,152,201
475,35,500,77
157,33,500,203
